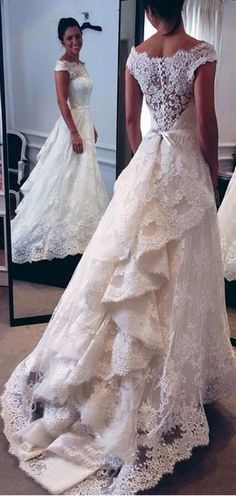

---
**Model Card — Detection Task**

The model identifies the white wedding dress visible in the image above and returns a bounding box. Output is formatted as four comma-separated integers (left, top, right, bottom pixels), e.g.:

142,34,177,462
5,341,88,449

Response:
11,60,109,263
2,42,236,495
218,169,236,280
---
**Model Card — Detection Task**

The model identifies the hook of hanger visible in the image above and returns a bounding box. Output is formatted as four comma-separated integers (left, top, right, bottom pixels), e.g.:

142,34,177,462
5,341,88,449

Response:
81,12,89,20
80,12,103,32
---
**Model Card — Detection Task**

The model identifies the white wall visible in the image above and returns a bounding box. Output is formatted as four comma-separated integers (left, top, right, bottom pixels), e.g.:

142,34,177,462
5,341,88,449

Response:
216,0,236,168
2,0,120,197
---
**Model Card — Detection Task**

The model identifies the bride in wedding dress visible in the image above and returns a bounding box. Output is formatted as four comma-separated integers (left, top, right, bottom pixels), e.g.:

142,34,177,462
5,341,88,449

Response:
218,168,236,281
11,17,109,263
2,1,236,494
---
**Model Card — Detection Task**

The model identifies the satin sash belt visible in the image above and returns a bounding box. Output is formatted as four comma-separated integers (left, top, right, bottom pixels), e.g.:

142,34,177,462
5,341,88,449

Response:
71,105,90,110
146,128,195,147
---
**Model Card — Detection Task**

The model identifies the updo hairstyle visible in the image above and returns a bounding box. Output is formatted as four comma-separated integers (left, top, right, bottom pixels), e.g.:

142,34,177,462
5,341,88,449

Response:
58,17,81,41
142,0,185,32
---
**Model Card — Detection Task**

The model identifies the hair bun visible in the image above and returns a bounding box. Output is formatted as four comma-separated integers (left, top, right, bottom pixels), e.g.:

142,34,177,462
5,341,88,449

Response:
142,0,185,20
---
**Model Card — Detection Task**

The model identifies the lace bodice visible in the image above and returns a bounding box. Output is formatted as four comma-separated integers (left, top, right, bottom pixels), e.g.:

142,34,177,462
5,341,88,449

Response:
126,41,216,132
55,60,93,109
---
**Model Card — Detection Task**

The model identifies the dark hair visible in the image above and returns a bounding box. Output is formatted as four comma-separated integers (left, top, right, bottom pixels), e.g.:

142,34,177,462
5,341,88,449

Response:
58,17,81,41
142,0,185,33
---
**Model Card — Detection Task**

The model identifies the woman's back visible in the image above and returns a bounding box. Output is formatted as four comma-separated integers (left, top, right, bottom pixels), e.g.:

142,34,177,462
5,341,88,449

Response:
127,40,216,132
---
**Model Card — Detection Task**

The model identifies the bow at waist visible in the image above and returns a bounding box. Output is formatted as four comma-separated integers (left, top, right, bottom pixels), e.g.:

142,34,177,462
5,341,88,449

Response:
146,128,196,147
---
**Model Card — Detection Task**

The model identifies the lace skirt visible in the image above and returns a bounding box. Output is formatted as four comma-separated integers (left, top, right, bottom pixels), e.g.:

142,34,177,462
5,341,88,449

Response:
2,129,236,494
11,108,109,263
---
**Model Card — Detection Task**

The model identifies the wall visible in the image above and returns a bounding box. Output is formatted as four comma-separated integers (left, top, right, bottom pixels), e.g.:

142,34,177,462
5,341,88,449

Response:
216,0,236,169
2,0,120,197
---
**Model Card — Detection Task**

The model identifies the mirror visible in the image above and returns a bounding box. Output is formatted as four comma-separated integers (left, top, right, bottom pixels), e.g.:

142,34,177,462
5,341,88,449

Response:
1,0,120,323
0,77,8,289
4,0,235,328
1,0,141,325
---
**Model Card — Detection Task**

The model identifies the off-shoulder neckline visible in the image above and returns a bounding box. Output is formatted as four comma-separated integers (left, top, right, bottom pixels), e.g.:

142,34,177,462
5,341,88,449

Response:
132,41,210,62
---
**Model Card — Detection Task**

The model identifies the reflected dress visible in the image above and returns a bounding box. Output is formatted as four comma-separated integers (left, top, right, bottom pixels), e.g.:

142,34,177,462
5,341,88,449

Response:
11,60,109,263
2,41,236,495
218,168,236,280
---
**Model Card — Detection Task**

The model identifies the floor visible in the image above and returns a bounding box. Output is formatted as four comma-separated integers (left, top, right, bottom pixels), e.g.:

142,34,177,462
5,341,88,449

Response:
0,287,236,495
13,280,64,318
0,249,5,266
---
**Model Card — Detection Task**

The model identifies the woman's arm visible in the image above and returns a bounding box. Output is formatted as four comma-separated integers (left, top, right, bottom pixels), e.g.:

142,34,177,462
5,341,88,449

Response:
125,68,143,154
194,61,218,188
54,70,83,153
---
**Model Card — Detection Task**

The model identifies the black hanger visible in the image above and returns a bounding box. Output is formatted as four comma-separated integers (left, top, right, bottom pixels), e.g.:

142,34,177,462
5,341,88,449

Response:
80,21,102,32
80,12,102,32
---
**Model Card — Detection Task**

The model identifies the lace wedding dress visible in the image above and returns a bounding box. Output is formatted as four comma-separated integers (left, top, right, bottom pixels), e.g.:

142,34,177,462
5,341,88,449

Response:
218,169,236,280
2,42,236,495
11,60,109,263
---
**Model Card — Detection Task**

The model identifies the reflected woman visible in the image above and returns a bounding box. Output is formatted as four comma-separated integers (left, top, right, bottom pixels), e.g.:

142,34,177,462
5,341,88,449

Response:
218,169,236,280
11,17,109,263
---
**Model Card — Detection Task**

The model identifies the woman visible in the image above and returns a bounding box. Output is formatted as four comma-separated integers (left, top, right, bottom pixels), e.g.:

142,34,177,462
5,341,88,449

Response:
2,2,236,494
218,169,236,281
11,18,109,263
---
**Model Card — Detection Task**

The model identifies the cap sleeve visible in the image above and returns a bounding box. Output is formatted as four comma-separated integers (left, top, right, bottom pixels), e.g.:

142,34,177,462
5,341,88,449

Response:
187,42,217,80
126,47,138,78
54,60,70,73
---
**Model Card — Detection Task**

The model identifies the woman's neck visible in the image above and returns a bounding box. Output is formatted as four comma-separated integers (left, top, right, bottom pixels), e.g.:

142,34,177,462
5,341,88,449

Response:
154,19,185,37
63,52,80,63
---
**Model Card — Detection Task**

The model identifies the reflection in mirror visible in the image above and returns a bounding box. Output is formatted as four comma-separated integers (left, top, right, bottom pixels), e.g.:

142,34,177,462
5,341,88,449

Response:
11,19,109,265
0,80,8,288
1,0,120,321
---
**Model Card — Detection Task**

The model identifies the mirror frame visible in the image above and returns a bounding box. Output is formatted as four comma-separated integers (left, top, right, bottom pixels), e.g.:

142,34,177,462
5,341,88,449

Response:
0,3,15,324
0,2,54,325
1,0,145,326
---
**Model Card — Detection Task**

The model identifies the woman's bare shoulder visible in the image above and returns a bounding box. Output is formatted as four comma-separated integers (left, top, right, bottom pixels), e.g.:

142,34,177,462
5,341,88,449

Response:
183,34,205,49
135,34,204,56
135,34,158,54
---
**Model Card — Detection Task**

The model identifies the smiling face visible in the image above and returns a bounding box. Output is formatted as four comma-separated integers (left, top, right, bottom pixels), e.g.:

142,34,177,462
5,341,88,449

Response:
62,25,83,59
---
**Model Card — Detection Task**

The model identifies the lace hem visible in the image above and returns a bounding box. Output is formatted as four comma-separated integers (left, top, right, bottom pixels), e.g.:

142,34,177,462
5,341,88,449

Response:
224,266,236,282
11,221,104,262
2,376,236,495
